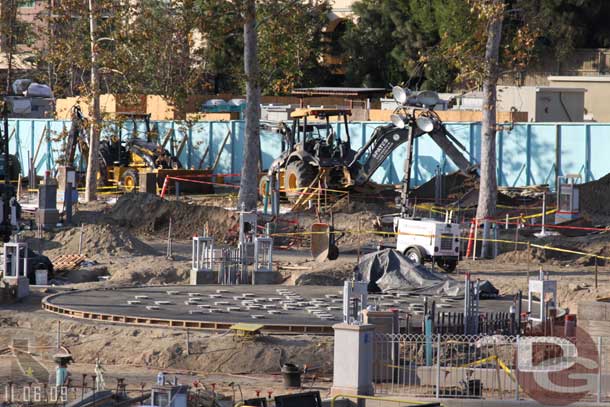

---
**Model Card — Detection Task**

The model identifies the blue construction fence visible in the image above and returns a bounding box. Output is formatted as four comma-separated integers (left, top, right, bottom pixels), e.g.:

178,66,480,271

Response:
6,119,609,189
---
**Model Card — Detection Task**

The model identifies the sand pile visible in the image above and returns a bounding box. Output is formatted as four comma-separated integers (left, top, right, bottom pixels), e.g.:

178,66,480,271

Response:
108,256,189,285
109,193,238,241
494,248,543,264
48,224,156,258
282,210,385,248
496,232,610,266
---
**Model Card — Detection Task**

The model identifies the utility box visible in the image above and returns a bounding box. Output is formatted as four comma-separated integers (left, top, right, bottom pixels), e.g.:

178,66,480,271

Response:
394,217,460,272
56,166,76,193
37,175,59,228
149,384,189,407
497,86,586,122
2,242,29,299
555,175,581,224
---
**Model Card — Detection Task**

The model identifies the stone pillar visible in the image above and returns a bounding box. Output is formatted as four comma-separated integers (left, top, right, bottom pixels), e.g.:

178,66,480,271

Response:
37,173,59,228
331,323,375,397
363,310,399,383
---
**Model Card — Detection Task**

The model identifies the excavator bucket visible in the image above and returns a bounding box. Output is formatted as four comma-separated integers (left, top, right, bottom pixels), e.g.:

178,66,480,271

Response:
310,223,330,261
310,223,339,261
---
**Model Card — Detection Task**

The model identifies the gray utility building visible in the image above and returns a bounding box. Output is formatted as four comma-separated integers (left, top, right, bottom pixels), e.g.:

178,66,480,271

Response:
496,85,586,122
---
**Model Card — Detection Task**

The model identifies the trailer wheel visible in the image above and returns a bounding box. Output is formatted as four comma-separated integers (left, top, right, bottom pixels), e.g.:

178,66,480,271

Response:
121,169,139,192
405,247,423,265
437,259,457,273
284,161,316,202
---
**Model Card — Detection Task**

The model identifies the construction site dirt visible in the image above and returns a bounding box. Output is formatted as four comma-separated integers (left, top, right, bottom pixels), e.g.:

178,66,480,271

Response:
4,191,610,402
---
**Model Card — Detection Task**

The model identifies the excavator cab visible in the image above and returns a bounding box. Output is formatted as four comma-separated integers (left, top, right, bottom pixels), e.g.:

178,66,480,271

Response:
289,108,353,167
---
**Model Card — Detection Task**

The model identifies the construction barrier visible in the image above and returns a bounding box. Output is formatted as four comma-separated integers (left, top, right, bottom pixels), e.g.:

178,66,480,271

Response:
8,119,610,189
268,222,610,263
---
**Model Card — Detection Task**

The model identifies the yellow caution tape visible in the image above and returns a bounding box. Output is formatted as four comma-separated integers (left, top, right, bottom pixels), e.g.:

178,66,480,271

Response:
271,224,610,261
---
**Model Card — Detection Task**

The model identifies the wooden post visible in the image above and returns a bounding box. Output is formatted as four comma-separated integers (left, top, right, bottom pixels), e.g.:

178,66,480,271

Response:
85,0,100,202
56,320,61,351
78,223,84,255
166,218,173,260
595,256,599,289
16,174,21,199
515,217,521,251
472,219,479,260
527,241,531,282
186,329,190,356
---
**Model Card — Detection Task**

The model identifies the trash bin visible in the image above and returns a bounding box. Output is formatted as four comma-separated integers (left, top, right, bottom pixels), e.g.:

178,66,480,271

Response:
281,363,301,388
464,379,482,397
35,269,48,285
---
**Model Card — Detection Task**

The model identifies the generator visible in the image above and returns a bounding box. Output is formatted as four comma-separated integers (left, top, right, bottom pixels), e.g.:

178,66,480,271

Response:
393,217,460,272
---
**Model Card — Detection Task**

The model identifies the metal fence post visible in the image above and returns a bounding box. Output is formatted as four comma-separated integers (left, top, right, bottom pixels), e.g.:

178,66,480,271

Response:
515,335,520,401
436,334,441,399
598,336,602,403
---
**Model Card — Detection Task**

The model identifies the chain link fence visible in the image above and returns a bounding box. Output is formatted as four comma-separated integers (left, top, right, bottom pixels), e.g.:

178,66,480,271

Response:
373,333,608,403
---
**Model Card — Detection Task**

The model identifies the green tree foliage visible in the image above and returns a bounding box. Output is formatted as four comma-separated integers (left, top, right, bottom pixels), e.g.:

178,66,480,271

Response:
192,0,243,93
342,0,471,90
515,0,610,59
38,0,130,98
35,0,332,99
1,0,34,91
115,0,200,105
341,0,404,87
192,0,332,95
343,0,610,91
257,0,331,94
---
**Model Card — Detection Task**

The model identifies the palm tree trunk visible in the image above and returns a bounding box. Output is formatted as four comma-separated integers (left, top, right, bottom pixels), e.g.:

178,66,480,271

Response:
238,0,261,211
476,0,504,257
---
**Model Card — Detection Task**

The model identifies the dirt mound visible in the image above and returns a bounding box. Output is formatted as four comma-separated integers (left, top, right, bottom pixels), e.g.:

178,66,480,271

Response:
109,256,189,285
48,224,156,258
109,193,237,241
279,210,385,248
495,248,541,263
496,232,610,266
580,173,610,224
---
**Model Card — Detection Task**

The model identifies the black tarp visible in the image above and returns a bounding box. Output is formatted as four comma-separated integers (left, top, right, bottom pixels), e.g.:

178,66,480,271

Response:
356,249,498,297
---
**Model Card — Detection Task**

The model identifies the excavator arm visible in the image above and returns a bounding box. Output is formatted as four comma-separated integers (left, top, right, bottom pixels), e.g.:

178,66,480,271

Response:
350,119,477,186
428,124,477,176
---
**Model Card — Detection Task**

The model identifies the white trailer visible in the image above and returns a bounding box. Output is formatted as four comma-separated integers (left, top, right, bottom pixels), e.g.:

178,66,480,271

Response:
393,217,460,272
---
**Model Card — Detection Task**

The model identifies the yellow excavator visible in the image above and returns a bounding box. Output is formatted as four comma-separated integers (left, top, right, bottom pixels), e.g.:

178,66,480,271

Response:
64,105,212,193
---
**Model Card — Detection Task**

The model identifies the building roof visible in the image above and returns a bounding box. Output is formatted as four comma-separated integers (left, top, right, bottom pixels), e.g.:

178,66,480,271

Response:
290,107,351,119
291,87,387,97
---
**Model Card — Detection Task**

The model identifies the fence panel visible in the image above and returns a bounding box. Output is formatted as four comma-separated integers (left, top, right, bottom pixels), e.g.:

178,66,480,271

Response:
373,333,608,402
5,119,610,190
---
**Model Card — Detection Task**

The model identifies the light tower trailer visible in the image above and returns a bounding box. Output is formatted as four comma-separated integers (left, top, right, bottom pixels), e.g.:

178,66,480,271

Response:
393,217,461,272
385,86,472,273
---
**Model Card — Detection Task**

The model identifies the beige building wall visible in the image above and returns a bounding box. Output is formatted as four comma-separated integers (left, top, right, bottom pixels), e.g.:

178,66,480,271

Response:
497,86,586,122
548,76,610,122
329,0,355,19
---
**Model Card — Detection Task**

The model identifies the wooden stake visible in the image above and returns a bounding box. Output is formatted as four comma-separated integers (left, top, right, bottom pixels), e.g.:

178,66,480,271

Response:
527,241,531,282
472,219,478,260
595,256,599,289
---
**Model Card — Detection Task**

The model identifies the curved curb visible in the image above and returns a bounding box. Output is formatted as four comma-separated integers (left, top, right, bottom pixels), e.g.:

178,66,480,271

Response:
41,286,335,335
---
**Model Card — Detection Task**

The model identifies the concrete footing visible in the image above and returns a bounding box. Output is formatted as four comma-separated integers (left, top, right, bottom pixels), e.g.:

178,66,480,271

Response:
189,270,218,285
190,270,283,285
252,271,283,284
3,276,29,299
